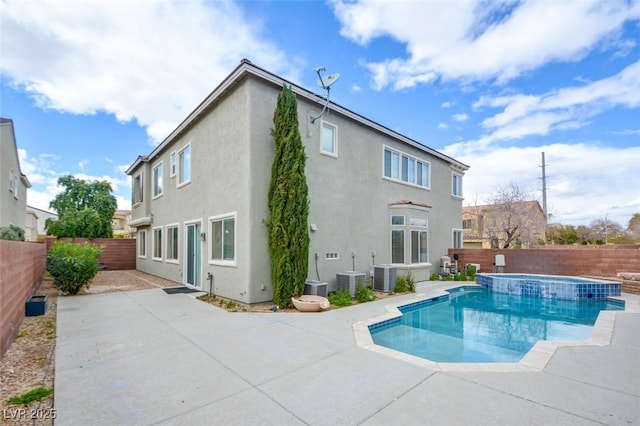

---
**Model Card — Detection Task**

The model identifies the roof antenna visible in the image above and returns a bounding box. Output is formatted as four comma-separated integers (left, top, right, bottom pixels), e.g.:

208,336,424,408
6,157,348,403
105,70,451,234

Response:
310,66,341,123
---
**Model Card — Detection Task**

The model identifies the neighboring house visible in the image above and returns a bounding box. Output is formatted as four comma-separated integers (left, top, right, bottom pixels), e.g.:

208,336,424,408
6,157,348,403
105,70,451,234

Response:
126,60,469,304
462,200,547,248
25,205,58,241
112,209,132,237
0,118,31,233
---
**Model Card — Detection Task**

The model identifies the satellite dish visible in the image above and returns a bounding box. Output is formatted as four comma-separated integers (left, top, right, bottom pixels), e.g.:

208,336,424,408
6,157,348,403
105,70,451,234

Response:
311,67,341,123
317,73,341,90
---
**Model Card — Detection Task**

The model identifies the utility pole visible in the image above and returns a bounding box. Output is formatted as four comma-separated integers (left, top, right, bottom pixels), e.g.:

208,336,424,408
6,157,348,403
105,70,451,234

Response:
540,152,548,221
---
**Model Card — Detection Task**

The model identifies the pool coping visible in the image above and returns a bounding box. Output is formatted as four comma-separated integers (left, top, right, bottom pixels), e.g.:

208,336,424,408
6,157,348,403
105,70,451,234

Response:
353,285,640,373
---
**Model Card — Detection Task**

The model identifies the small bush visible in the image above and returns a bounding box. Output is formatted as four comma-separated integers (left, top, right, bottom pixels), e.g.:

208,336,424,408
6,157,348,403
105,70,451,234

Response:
430,273,439,281
0,224,25,241
355,284,376,303
329,288,352,307
394,272,416,293
466,265,477,280
46,241,102,295
6,387,53,406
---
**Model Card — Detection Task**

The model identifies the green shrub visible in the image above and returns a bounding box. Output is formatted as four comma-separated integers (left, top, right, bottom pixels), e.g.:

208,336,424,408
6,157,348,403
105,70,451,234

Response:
430,273,440,281
329,288,352,307
6,387,53,406
394,271,416,293
46,241,102,295
355,284,376,303
466,265,477,280
0,225,25,241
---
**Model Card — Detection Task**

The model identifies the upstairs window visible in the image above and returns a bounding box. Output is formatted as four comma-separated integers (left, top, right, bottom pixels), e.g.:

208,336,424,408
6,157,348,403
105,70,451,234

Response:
153,162,163,198
13,175,18,200
320,121,338,157
178,144,191,186
8,170,14,193
133,171,144,204
452,173,463,197
384,146,430,188
170,151,176,177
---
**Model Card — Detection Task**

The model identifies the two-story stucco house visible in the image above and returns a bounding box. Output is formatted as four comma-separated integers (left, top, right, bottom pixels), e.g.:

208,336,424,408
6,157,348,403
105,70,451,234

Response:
126,60,469,304
0,118,31,234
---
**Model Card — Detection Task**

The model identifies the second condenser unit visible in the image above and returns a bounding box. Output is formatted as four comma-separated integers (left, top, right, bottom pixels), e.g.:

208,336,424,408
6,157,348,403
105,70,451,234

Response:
373,265,397,292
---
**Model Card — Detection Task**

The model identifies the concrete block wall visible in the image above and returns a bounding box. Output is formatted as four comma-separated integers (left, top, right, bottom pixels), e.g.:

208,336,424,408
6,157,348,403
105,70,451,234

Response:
0,241,46,359
45,238,136,270
448,247,640,278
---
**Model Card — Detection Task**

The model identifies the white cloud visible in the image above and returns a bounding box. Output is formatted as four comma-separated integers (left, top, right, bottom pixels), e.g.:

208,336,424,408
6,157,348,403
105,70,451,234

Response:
332,0,640,89
0,0,296,143
466,60,640,146
613,129,640,135
452,113,469,122
441,101,454,108
19,148,132,212
350,84,362,93
78,159,89,170
438,123,448,130
443,142,640,226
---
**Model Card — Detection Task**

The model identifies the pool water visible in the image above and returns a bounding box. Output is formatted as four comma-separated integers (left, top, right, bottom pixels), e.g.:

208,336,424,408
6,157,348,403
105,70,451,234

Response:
370,287,624,363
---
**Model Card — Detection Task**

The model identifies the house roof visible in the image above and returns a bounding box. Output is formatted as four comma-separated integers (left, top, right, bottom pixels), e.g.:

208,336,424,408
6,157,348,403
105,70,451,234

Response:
463,200,544,215
126,59,469,175
1,118,31,188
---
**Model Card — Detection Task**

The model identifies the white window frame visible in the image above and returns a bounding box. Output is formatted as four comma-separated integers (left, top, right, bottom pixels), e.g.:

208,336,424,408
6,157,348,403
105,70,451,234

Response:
383,145,430,189
8,170,15,193
178,143,191,187
410,229,428,264
453,229,464,249
170,151,177,177
390,215,405,264
165,223,179,263
152,161,163,199
13,175,18,200
208,212,237,267
138,230,147,258
152,226,163,261
410,216,429,264
133,171,144,205
452,172,463,197
320,120,338,158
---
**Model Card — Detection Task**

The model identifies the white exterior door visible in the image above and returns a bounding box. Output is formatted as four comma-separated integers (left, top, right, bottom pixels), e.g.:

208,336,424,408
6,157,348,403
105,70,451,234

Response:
185,222,202,288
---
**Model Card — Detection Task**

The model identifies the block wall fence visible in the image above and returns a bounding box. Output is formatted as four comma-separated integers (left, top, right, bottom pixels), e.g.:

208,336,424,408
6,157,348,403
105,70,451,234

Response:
447,247,640,294
44,238,136,270
1,238,136,359
0,241,46,359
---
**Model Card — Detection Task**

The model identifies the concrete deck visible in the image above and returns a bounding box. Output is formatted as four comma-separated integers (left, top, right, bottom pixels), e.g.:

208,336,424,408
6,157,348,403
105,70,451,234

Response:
55,282,640,425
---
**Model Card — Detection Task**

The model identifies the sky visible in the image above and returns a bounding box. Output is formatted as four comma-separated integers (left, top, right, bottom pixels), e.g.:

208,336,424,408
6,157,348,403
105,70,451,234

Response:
1,0,639,228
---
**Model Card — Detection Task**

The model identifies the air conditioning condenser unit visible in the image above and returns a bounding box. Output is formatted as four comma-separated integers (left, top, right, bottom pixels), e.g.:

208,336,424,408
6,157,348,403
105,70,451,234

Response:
373,265,397,292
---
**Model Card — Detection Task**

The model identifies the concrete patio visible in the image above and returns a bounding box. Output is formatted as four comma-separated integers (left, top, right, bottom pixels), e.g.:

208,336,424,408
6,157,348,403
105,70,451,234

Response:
54,281,640,425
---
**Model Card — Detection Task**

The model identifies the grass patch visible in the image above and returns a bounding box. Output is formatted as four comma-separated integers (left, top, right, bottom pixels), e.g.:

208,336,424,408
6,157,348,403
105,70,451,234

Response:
6,387,53,406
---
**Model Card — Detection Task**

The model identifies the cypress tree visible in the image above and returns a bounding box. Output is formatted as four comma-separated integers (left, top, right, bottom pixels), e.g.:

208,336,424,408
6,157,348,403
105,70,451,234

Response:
267,85,310,308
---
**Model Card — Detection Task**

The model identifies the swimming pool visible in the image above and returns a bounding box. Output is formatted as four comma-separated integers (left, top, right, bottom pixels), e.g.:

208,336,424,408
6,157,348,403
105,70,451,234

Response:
369,287,624,363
